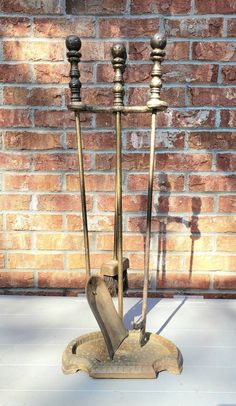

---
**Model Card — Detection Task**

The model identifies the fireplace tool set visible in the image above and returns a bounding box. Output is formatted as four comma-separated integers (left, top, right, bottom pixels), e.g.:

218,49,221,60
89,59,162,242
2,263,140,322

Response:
62,33,183,379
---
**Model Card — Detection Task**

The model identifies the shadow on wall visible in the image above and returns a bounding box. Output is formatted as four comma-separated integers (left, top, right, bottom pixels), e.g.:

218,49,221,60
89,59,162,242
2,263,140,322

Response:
155,174,202,286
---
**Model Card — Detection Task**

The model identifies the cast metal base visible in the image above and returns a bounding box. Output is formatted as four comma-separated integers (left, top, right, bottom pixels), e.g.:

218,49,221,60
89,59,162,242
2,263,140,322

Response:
62,330,183,379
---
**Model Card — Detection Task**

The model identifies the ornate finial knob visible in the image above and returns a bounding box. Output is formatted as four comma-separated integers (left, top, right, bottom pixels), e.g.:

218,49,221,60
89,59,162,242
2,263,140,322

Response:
66,35,82,103
150,33,167,50
147,33,167,109
66,35,81,51
111,43,127,107
111,43,127,60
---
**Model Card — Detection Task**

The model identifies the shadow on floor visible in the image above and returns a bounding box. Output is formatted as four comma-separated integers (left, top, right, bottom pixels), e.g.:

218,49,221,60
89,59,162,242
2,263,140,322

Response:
156,297,186,334
123,297,187,333
123,298,161,329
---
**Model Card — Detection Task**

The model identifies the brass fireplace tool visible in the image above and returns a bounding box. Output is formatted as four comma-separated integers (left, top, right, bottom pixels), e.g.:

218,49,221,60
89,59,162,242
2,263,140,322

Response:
62,34,183,379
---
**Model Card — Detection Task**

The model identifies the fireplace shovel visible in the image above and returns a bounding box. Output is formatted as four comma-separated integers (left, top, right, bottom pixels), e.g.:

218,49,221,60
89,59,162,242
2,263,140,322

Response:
86,275,128,359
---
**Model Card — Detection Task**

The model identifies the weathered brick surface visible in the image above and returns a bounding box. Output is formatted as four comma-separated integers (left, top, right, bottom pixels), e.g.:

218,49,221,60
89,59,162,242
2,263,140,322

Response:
0,0,235,296
164,18,224,38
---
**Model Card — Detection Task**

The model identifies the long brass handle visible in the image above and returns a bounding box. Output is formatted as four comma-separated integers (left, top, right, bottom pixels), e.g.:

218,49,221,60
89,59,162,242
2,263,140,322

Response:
75,112,91,277
133,34,167,345
111,43,127,319
66,35,91,277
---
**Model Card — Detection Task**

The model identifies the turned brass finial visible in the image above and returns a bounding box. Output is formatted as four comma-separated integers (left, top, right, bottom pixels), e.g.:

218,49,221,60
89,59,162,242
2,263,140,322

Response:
147,33,167,109
111,43,127,106
66,35,82,103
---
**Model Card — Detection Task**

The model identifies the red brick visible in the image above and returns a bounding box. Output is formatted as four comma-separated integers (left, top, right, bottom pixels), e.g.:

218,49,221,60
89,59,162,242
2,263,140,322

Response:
66,174,115,192
128,87,185,107
96,111,151,129
0,195,30,210
66,131,115,150
34,110,92,128
189,87,236,107
217,153,236,171
165,18,223,38
128,254,144,270
97,194,148,212
38,271,86,288
96,153,150,170
131,0,191,14
128,272,146,290
34,63,93,84
166,42,189,61
189,132,236,150
36,234,84,250
130,254,182,271
6,214,63,231
80,41,107,62
163,64,218,84
0,254,4,268
126,130,185,150
220,110,236,128
7,253,64,270
97,63,150,84
166,236,212,252
0,272,34,288
37,194,92,212
0,216,3,231
187,255,235,272
156,153,212,171
4,131,63,150
157,110,215,128
214,275,236,290
198,216,235,233
189,175,236,192
219,196,236,212
97,63,218,85
86,85,113,108
0,64,30,83
129,41,189,61
3,87,62,107
33,152,91,171
3,41,64,61
0,17,30,36
4,174,61,192
192,42,236,61
0,0,62,14
0,109,32,127
127,174,185,192
98,18,159,38
217,235,236,252
74,87,113,107
128,216,186,233
67,0,127,15
33,17,95,37
228,19,236,37
0,153,31,170
195,0,236,13
0,233,31,250
221,65,236,84
68,253,111,269
158,273,210,289
157,196,214,213
67,214,113,232
97,234,145,251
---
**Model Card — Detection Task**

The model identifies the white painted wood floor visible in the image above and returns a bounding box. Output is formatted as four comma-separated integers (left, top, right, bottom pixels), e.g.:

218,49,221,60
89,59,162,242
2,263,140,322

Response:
0,295,235,406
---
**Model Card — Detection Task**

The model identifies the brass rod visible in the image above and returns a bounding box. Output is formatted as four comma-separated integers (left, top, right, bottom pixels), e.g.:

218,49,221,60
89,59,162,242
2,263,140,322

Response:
116,111,123,319
140,111,156,345
68,104,167,113
75,111,91,277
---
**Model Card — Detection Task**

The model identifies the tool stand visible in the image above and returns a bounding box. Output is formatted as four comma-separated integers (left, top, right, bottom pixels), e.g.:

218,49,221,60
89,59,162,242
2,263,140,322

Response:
62,33,183,379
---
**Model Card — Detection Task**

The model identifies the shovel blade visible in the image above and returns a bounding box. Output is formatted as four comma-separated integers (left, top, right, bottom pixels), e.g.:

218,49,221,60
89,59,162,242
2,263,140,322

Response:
86,275,128,359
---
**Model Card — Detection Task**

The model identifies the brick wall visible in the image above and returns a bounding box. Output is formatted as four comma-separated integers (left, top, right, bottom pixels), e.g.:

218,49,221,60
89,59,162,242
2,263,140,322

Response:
0,0,235,297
